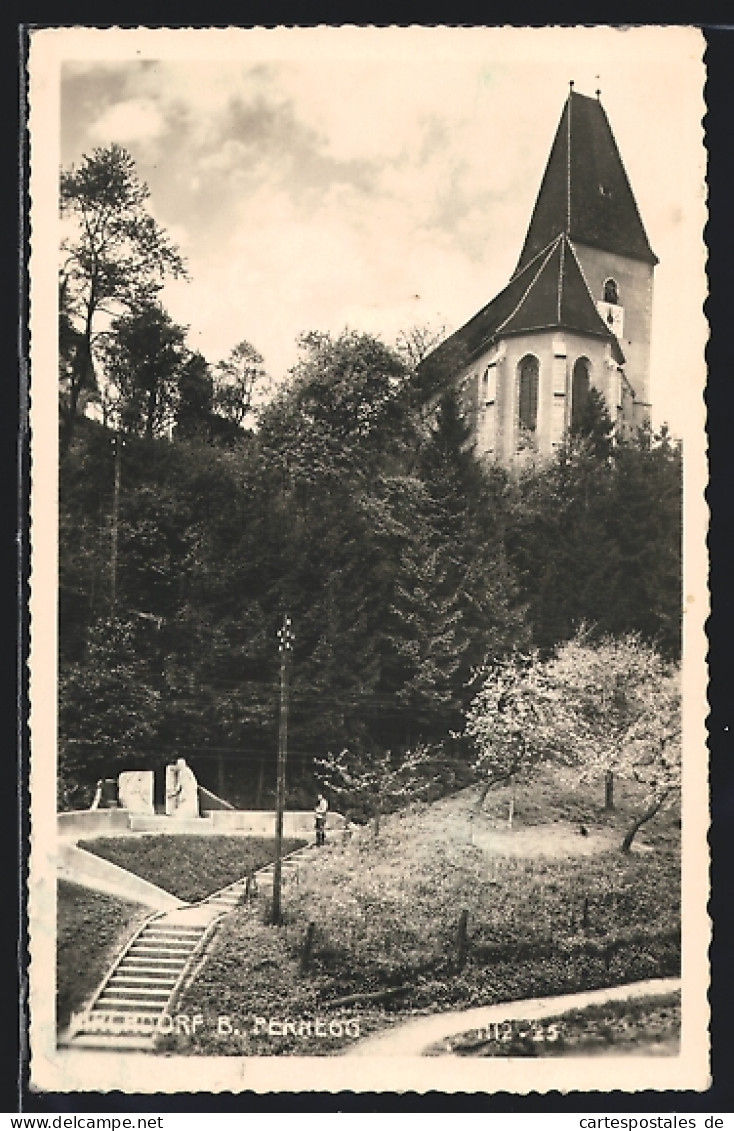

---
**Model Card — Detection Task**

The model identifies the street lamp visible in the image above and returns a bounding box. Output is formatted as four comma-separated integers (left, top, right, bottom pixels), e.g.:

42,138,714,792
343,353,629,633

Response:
272,613,293,925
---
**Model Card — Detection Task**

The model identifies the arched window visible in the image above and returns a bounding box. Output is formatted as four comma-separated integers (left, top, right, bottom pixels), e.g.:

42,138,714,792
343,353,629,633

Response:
571,357,591,431
603,278,619,305
517,355,539,434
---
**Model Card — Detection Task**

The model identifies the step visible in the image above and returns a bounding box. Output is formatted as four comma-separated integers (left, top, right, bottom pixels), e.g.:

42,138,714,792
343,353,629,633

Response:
137,931,199,944
131,936,196,947
115,966,180,980
136,941,199,952
95,997,167,1013
118,961,187,974
102,985,172,1000
145,925,205,936
111,975,178,988
69,1033,156,1051
147,923,204,933
121,951,188,962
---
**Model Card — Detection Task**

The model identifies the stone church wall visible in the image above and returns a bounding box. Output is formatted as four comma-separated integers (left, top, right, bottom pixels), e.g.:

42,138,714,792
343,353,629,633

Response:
571,243,654,413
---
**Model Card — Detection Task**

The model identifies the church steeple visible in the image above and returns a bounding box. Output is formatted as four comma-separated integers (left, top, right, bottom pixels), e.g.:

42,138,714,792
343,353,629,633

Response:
419,87,657,464
513,90,658,277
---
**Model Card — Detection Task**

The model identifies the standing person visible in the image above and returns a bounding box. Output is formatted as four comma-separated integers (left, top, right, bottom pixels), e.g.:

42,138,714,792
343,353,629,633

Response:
314,793,329,846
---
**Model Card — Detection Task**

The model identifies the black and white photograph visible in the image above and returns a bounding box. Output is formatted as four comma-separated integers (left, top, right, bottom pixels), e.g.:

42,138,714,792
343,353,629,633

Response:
27,25,708,1095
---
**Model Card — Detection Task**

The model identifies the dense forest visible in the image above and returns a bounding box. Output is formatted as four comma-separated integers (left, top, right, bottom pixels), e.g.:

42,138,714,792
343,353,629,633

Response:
57,145,682,810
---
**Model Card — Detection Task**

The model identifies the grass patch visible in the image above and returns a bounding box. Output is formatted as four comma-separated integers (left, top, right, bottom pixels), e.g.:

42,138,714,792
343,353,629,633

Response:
57,880,148,1032
172,771,680,1056
81,835,307,902
430,991,681,1057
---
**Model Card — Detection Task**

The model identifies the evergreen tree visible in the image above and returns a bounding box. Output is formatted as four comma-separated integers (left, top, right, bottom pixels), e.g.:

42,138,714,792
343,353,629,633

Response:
174,352,215,441
59,616,163,807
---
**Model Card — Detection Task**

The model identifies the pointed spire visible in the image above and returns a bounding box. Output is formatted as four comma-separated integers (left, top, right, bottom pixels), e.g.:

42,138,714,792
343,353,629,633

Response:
512,89,658,276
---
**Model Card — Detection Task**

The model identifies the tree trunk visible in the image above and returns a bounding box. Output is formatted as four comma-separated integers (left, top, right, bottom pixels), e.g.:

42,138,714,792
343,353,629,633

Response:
146,379,158,440
455,909,469,972
255,759,264,808
475,762,519,813
604,770,614,810
507,774,516,828
63,335,94,453
621,791,670,853
300,922,315,974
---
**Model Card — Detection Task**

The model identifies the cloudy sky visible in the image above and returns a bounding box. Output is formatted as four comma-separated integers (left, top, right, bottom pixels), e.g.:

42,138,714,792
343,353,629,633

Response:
46,26,705,436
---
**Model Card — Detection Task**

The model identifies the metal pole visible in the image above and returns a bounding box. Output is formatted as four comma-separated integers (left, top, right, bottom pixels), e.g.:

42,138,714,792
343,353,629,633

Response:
272,613,292,925
111,431,121,611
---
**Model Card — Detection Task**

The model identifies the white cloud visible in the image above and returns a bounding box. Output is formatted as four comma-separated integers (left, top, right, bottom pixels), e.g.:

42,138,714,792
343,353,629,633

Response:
87,97,166,145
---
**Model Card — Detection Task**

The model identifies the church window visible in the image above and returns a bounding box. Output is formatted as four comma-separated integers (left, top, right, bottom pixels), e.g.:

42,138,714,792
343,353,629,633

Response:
603,278,619,305
482,365,496,403
571,357,591,430
517,355,539,434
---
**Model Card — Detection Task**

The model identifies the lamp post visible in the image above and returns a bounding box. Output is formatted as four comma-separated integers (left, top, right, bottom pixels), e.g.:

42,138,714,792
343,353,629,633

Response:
272,613,293,925
110,430,122,610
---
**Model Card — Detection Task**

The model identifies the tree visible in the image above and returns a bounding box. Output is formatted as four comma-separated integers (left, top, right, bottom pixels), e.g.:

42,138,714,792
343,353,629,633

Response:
504,394,682,660
213,340,271,429
569,385,615,458
465,633,681,850
101,301,188,439
465,650,558,809
315,745,437,837
394,322,447,371
174,352,215,440
60,144,186,446
58,616,163,807
258,330,412,485
543,632,681,851
606,426,682,659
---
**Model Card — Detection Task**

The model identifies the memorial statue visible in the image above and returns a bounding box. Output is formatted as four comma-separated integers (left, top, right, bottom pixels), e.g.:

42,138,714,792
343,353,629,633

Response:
166,757,199,818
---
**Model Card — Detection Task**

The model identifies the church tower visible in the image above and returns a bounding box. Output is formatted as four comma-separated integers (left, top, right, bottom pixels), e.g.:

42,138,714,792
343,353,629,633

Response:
420,87,658,464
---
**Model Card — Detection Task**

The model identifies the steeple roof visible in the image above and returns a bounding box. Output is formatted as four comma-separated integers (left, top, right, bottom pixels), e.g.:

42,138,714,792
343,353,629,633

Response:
513,90,658,277
419,231,624,381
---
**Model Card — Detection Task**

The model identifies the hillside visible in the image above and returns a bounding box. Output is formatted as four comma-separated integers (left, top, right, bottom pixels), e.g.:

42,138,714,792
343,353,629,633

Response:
172,768,680,1055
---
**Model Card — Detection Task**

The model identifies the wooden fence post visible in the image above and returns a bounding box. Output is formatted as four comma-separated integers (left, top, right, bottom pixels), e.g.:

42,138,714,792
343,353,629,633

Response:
300,921,315,974
456,909,469,973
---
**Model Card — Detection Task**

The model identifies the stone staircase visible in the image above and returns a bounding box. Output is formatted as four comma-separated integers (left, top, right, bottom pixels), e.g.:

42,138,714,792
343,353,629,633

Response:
64,906,222,1051
197,840,319,914
62,840,322,1052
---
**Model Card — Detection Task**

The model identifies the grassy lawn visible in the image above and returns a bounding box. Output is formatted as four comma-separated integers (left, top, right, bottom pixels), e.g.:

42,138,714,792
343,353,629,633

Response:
429,992,681,1057
57,881,149,1032
170,769,680,1056
81,835,307,902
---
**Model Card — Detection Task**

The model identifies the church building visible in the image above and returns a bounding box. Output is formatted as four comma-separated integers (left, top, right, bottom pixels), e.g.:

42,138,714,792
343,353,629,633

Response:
420,85,658,464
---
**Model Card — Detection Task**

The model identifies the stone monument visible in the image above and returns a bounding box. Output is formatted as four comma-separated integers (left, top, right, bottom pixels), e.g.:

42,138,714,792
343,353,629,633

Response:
117,770,154,815
166,757,199,818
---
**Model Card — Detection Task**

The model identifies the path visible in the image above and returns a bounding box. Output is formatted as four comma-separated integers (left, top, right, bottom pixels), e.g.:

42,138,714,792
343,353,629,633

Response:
344,977,681,1056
